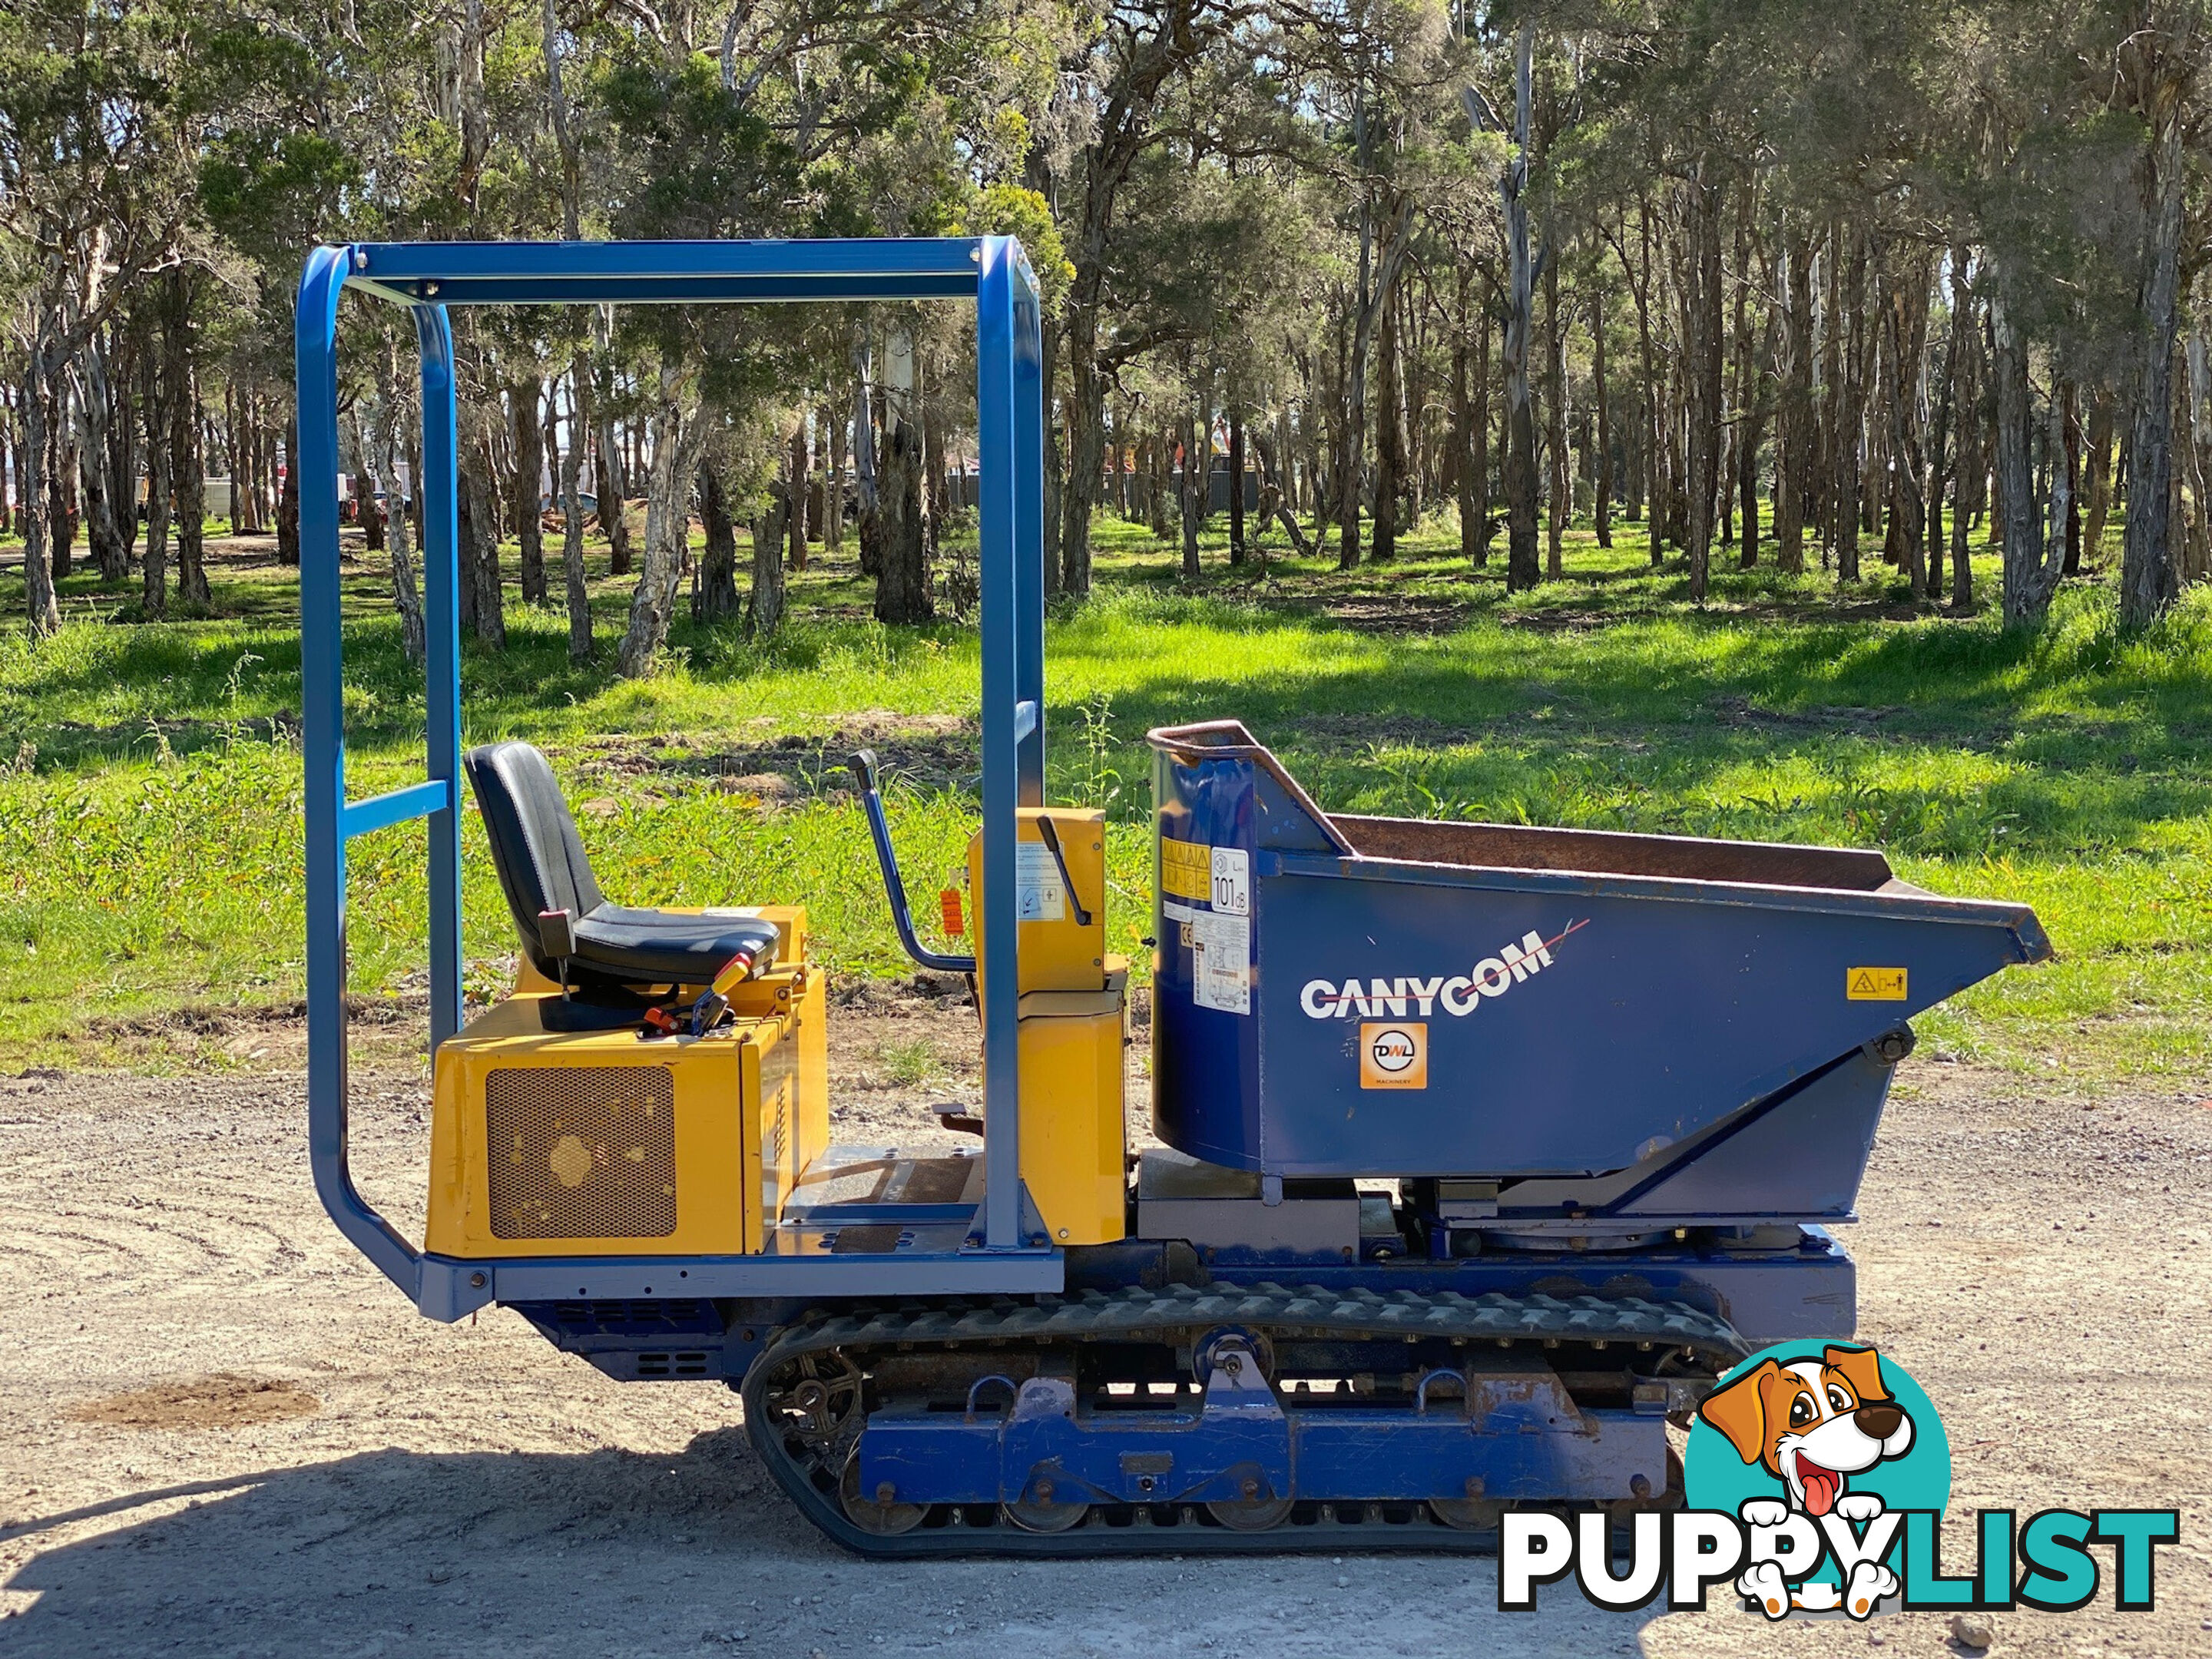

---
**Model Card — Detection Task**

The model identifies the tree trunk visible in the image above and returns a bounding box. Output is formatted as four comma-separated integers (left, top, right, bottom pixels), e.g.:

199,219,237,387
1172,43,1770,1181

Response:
1684,167,1726,601
371,370,427,667
2185,331,2212,584
20,341,61,635
359,452,386,551
617,386,706,675
1337,286,1368,572
1111,399,1134,518
1375,278,1403,563
1252,430,1313,555
1833,230,1866,584
593,315,632,576
853,343,881,577
2048,378,2075,590
1542,240,1569,578
2081,389,2117,563
824,402,846,551
1627,208,1661,552
277,412,301,567
1060,305,1104,597
748,495,786,639
1149,428,1174,538
1886,256,1932,598
1737,395,1763,569
51,414,78,579
75,336,129,582
1503,22,1540,592
1453,265,1492,568
1227,403,1247,563
141,357,172,618
224,383,244,532
1949,260,1980,611
695,457,741,620
788,418,811,571
1773,230,1812,575
559,358,592,661
1994,293,2061,625
1181,396,1204,578
167,274,208,612
459,433,506,648
2121,105,2187,630
1926,255,1959,598
1591,279,1613,549
513,378,547,604
869,330,932,624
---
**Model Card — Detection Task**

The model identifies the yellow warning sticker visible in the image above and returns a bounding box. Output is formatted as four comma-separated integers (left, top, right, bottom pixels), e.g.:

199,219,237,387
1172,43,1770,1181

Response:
1847,967,1908,1001
1161,837,1212,902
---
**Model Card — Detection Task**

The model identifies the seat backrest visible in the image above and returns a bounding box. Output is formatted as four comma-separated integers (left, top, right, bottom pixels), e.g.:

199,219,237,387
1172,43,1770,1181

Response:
464,740,606,972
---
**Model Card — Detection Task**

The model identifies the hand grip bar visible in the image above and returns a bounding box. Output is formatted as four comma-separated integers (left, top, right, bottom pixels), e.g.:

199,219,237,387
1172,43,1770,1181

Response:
849,750,978,974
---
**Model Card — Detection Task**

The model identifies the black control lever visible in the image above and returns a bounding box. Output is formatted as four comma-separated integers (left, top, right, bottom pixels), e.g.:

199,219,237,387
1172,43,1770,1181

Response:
849,750,978,974
1035,816,1093,928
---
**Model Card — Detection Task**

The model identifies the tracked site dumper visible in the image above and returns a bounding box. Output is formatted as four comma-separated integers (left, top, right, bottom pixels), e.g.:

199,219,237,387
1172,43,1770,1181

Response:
296,237,2050,1555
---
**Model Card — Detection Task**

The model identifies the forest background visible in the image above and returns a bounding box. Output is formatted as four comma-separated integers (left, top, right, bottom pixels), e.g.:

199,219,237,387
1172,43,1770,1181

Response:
1,0,2207,1093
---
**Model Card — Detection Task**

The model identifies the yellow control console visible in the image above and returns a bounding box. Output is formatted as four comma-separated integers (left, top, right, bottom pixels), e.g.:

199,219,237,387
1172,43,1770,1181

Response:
967,809,1129,1246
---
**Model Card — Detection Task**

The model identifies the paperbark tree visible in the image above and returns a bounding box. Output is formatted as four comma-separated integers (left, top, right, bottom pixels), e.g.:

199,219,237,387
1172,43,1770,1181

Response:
617,376,707,676
2121,68,2191,629
695,458,742,621
868,329,932,624
1994,293,2065,624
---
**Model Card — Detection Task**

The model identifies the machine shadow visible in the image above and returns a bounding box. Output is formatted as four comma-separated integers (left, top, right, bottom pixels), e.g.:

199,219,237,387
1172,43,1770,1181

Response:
0,1429,817,1654
0,1432,1677,1656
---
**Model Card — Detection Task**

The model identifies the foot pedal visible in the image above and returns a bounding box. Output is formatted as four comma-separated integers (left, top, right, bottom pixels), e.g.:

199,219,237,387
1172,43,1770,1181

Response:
931,1106,984,1137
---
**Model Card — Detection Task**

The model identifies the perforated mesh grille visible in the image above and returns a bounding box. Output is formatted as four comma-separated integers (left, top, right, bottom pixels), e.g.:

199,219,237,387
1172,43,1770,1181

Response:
486,1066,677,1240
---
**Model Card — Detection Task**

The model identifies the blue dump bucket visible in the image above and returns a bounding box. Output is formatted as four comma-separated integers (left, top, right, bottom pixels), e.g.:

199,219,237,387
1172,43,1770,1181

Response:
1147,722,2050,1227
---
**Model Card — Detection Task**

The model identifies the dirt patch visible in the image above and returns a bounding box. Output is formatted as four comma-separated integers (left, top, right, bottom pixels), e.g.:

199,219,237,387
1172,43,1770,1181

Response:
78,992,425,1071
67,1376,321,1432
568,710,979,800
1706,694,1909,732
1298,594,1473,635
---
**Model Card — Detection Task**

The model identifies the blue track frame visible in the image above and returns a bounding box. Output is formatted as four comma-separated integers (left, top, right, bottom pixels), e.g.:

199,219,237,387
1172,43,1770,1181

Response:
296,238,1057,1320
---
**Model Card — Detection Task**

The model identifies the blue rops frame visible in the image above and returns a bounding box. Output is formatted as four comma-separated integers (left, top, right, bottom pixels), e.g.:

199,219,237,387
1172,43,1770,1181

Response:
296,239,1058,1321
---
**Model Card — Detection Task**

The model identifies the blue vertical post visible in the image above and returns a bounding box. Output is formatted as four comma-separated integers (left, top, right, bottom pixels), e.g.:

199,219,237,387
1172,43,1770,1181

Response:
975,237,1025,1249
1008,245,1046,806
413,307,465,1046
296,245,419,1295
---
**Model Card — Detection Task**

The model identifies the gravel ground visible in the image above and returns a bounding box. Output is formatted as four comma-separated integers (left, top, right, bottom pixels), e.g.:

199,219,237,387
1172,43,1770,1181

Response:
1,1008,2207,1657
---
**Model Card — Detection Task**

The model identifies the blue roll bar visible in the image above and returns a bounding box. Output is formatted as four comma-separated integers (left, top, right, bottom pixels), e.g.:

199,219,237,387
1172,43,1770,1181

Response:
296,238,1055,1319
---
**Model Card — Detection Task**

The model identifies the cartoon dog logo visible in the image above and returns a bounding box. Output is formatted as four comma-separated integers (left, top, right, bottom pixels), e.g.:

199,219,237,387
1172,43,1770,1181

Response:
1697,1344,1916,1618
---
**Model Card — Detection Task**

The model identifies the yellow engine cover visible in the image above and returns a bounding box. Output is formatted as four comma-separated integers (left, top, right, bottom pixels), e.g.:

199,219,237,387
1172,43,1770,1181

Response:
426,955,827,1260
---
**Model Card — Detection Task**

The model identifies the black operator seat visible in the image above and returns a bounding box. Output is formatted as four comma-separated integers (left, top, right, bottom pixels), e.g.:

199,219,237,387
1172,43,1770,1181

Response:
463,740,780,997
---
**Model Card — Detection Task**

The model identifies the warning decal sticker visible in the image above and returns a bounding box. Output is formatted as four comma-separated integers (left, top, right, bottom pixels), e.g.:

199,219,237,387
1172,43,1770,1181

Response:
1161,837,1212,902
1190,911,1251,1015
1846,966,1908,1001
1015,841,1066,922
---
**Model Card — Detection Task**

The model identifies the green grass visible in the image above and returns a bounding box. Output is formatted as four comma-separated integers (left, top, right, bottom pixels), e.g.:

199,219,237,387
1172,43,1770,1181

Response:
2,508,2208,1090
876,1036,947,1088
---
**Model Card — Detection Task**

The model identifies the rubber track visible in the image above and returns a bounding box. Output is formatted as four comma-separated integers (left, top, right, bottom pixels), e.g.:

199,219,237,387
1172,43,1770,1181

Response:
740,1282,1745,1558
